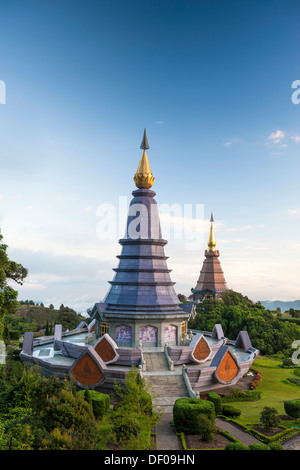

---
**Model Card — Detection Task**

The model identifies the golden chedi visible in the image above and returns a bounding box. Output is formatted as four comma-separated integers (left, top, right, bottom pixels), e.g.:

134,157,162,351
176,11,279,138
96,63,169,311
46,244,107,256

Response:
134,128,155,189
207,212,217,252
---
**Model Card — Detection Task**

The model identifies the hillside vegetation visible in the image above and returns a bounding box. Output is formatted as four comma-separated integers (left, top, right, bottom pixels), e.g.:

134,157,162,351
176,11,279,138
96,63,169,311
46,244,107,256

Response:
4,302,87,339
189,291,300,356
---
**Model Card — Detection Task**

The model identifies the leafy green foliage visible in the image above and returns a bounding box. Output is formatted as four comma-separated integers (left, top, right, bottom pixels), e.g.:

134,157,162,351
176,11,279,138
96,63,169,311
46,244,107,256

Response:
4,302,86,338
221,404,241,418
249,443,271,450
260,406,281,430
0,231,27,339
77,389,110,419
189,290,300,355
0,366,99,450
173,398,215,434
284,399,300,422
106,367,158,450
196,413,217,441
207,392,222,414
224,442,249,450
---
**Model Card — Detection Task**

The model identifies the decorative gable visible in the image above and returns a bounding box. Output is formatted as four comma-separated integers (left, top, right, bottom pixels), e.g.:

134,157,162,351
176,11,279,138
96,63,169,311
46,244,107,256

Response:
94,334,119,365
211,345,240,384
235,331,252,351
69,347,107,388
189,333,212,363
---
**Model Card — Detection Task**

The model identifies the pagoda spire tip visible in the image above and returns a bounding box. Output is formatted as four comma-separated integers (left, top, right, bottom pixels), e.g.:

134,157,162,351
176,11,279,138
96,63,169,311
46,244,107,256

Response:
140,128,149,150
208,212,216,251
134,129,154,189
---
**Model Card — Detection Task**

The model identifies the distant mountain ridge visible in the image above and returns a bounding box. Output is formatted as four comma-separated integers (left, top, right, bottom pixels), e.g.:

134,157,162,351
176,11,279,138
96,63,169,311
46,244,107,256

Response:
260,300,300,312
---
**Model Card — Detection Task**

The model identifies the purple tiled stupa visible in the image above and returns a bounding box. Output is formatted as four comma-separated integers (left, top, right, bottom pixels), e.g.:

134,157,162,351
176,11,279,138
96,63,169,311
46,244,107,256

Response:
96,130,189,348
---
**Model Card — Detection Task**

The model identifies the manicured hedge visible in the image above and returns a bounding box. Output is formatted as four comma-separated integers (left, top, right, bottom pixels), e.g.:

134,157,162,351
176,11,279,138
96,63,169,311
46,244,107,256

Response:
294,368,300,377
221,405,241,418
207,392,222,414
173,398,215,434
284,399,300,422
220,417,300,444
77,390,110,419
221,390,260,402
224,442,249,450
249,443,270,450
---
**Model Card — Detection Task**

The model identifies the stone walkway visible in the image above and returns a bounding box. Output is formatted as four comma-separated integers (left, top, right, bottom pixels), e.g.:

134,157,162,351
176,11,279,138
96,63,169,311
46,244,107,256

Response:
155,413,182,450
215,418,261,446
282,433,300,450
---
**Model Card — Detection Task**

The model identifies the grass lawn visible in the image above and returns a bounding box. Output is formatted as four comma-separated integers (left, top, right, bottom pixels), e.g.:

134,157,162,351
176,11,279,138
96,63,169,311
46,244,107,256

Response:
231,356,300,427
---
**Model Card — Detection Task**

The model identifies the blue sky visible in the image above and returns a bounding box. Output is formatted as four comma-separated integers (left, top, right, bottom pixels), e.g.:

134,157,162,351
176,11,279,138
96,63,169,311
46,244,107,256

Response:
0,0,299,312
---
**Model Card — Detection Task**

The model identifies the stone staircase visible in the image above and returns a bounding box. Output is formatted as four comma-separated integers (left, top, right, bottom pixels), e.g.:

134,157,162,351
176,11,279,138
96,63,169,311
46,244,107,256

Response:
142,352,189,413
143,351,169,371
146,374,189,398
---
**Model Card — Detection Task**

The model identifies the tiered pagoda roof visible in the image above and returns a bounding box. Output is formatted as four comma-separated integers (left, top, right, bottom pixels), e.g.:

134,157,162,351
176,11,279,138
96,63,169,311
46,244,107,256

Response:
102,130,187,320
192,213,228,300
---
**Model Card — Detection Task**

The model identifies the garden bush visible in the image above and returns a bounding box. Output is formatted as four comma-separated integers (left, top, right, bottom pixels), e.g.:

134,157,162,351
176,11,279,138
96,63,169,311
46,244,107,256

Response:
207,392,222,414
294,368,300,377
221,405,241,418
221,389,260,402
268,442,284,450
77,390,110,419
224,442,249,450
8,330,21,340
284,398,300,422
140,391,152,414
196,414,217,442
249,443,270,450
173,398,215,434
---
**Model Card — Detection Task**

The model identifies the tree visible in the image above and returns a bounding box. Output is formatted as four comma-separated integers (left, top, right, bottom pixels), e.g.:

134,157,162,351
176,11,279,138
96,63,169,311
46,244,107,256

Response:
196,414,217,442
109,367,158,450
0,231,27,339
189,290,300,356
56,306,84,330
45,320,49,336
26,370,98,449
260,407,280,430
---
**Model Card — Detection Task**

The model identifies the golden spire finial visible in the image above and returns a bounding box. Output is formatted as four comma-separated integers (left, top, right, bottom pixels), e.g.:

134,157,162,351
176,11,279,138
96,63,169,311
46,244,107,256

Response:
207,211,216,251
134,129,155,189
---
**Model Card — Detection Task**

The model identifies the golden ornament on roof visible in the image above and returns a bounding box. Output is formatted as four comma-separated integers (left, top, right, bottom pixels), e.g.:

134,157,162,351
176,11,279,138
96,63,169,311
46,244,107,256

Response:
207,212,217,251
134,129,155,189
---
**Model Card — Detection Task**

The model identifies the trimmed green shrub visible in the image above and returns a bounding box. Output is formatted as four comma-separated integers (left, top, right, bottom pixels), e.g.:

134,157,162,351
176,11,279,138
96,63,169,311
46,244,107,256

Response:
224,442,249,450
268,442,284,450
249,443,270,450
294,368,300,377
284,399,300,422
221,405,241,418
77,390,110,419
173,398,215,434
9,330,21,340
207,392,222,414
221,389,260,402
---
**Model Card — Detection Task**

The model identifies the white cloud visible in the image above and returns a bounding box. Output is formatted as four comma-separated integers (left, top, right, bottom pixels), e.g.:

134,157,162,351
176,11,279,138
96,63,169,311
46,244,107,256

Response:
268,129,285,143
288,209,300,215
223,138,241,147
291,135,300,143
